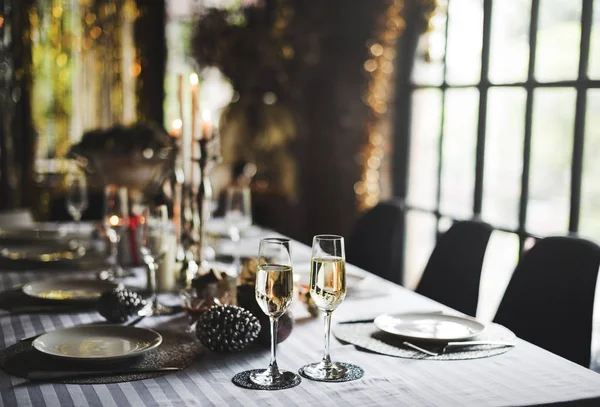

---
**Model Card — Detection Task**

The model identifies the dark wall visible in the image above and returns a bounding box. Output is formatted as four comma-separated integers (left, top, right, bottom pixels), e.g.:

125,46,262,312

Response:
289,1,385,244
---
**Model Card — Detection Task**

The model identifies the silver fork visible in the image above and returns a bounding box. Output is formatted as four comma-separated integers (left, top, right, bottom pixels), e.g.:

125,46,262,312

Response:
403,340,515,356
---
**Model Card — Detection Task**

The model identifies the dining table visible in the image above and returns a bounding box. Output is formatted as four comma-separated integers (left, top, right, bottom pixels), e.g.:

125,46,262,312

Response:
1,226,600,407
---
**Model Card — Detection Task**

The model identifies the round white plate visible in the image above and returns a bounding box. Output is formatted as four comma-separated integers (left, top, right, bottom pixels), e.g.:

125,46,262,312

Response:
0,222,95,242
0,245,86,263
374,312,486,341
33,325,162,361
22,279,117,301
205,218,263,238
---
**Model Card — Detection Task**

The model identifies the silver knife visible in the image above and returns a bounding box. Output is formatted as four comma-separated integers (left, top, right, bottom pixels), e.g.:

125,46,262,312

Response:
28,366,182,381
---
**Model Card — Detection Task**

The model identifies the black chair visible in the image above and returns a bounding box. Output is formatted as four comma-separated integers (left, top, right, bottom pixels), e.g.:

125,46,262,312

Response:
494,236,600,367
415,220,493,316
346,200,404,283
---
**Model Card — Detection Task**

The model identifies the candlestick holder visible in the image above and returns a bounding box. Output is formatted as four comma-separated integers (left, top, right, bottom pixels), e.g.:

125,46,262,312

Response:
178,130,222,283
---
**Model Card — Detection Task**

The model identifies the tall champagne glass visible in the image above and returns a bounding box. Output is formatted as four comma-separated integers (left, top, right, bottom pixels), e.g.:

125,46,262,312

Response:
103,185,128,279
140,204,172,315
299,235,363,381
236,238,301,389
65,169,88,225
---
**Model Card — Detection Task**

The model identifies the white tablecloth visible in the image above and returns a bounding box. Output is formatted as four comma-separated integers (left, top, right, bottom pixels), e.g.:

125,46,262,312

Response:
1,232,600,406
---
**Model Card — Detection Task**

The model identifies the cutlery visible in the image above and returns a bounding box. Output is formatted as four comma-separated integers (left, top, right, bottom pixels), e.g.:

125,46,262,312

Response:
27,366,181,381
403,340,516,356
339,310,445,324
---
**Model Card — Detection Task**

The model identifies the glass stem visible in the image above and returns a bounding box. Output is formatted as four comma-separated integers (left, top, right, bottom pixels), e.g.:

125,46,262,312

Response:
268,317,280,377
150,261,158,311
322,311,333,368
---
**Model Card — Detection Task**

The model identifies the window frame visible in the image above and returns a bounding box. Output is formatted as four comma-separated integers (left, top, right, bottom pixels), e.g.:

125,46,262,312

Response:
391,0,599,284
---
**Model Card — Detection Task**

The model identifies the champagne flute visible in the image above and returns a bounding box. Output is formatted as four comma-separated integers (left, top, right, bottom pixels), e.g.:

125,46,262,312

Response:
225,185,252,240
140,204,172,315
235,238,301,389
103,185,128,279
65,169,88,225
299,235,363,382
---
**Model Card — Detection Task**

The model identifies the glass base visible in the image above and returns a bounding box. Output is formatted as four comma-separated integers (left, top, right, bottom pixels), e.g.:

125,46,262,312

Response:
249,369,300,387
151,301,178,316
232,369,301,390
299,361,350,381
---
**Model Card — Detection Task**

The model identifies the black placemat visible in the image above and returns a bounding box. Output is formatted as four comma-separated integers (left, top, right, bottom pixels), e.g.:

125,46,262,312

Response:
0,329,203,384
334,322,516,360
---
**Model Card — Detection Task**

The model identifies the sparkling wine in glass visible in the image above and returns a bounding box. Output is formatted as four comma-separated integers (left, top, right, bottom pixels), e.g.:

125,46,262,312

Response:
234,238,301,389
299,235,363,382
103,185,128,279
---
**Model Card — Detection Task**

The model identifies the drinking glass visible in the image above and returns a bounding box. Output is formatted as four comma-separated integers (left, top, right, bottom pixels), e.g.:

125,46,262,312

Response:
225,186,252,240
103,185,128,279
140,204,172,315
299,235,362,381
241,238,300,388
65,169,88,224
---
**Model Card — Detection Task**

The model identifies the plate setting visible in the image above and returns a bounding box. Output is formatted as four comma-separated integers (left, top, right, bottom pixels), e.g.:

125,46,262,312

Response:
22,279,118,302
373,312,486,342
32,326,163,361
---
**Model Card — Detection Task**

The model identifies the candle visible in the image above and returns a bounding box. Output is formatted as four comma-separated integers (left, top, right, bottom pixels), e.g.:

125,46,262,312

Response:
190,73,199,186
170,118,183,138
201,109,213,139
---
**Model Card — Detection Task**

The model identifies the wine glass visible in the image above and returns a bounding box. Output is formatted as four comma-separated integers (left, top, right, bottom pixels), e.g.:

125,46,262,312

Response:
299,235,363,381
235,238,301,389
65,169,88,225
140,204,174,315
103,185,129,279
225,185,252,240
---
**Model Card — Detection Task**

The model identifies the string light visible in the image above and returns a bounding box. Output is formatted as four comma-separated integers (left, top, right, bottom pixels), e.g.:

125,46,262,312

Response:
356,0,438,211
356,0,406,212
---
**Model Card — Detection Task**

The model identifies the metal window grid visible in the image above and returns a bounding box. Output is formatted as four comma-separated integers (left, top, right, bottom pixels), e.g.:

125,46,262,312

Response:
391,0,598,284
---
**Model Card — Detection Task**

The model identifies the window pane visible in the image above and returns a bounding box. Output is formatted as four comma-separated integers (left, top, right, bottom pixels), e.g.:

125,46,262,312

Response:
526,88,576,235
535,0,582,82
407,90,443,211
445,0,483,85
440,88,479,219
412,0,448,86
477,231,520,321
580,90,600,241
488,0,532,84
589,0,600,79
482,88,526,230
404,210,437,289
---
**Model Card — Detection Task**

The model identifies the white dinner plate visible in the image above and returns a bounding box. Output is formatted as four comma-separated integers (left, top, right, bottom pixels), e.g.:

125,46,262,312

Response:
374,312,486,341
22,279,117,301
205,218,263,238
0,245,86,263
0,222,95,242
33,325,162,361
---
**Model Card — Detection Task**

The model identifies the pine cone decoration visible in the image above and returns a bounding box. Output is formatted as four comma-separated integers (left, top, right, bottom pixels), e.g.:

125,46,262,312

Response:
98,288,147,323
195,305,261,352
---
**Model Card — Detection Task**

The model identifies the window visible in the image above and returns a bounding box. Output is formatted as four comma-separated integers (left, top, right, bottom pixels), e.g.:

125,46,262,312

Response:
394,0,600,319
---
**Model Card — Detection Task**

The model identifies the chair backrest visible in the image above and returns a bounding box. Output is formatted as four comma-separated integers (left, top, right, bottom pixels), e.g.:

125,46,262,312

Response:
415,220,493,316
346,200,404,283
494,236,600,367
